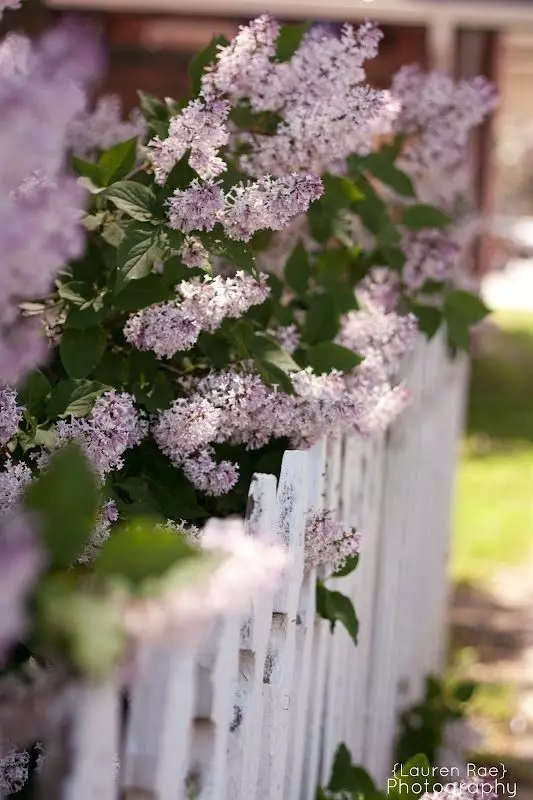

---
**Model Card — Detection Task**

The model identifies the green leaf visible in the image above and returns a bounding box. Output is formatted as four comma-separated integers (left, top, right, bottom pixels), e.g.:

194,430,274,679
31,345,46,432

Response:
71,156,102,186
275,21,310,61
304,295,339,344
387,754,433,799
328,743,377,796
94,517,201,588
444,290,490,351
99,138,138,186
316,581,359,645
104,181,158,222
306,342,362,375
60,328,106,379
409,304,442,340
23,443,100,569
113,274,174,311
137,90,168,121
115,223,158,291
445,290,490,325
47,380,111,419
333,554,359,578
66,304,107,331
285,242,310,294
359,153,415,197
402,204,451,231
197,332,231,368
35,575,126,680
19,371,50,413
248,333,300,374
199,226,256,273
453,680,477,703
188,34,230,96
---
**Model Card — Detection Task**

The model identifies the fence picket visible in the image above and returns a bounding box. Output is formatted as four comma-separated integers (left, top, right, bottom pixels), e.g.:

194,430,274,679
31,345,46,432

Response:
257,450,308,800
60,337,464,800
62,681,119,800
227,473,278,800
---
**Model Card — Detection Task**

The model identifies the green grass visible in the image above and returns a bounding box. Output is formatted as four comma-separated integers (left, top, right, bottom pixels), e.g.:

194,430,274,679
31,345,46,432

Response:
452,311,533,583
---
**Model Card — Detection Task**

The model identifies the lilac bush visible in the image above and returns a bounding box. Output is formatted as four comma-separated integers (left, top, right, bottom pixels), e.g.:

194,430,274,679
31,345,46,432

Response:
0,7,497,785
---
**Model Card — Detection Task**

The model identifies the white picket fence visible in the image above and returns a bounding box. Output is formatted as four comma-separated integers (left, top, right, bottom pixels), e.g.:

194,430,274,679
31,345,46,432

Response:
53,334,468,800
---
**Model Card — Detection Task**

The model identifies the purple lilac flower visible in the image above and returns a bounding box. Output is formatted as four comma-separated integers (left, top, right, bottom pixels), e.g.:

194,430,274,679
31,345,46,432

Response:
0,386,21,446
124,272,269,358
148,99,230,184
54,391,144,479
0,513,43,664
0,20,101,384
0,749,30,795
0,461,32,513
67,94,146,158
203,16,388,177
391,64,498,176
305,509,361,572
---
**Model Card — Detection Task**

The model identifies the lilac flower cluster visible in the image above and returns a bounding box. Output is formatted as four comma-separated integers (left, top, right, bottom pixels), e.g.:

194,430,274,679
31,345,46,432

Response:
202,16,387,177
402,229,460,292
52,391,144,479
124,272,269,359
153,365,411,495
0,20,102,384
305,509,360,573
0,386,21,446
67,94,147,158
0,461,32,514
337,307,419,380
0,513,43,664
148,98,230,184
167,173,323,241
391,64,498,177
0,749,30,795
77,501,119,564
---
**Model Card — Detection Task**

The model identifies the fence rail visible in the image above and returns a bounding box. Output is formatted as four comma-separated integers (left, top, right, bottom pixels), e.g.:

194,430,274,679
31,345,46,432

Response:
51,334,468,800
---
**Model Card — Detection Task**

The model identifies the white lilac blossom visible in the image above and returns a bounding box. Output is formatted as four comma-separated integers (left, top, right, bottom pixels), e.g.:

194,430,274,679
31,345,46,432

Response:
223,174,323,241
0,387,21,446
0,749,30,795
153,398,222,461
391,65,498,178
167,173,323,241
122,517,286,640
167,180,225,233
77,501,119,565
202,17,387,177
0,513,43,664
158,518,202,543
53,391,144,479
336,307,418,380
124,272,269,358
182,450,239,497
124,303,200,359
67,94,147,158
268,324,301,355
0,462,32,513
305,509,360,572
179,236,210,269
402,229,460,292
148,98,230,184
